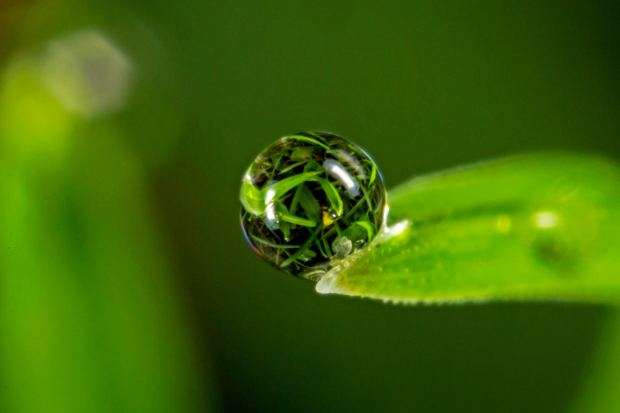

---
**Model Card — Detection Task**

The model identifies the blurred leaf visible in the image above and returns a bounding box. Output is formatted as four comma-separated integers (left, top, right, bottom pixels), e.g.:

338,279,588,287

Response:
317,154,620,304
569,312,620,413
0,56,214,413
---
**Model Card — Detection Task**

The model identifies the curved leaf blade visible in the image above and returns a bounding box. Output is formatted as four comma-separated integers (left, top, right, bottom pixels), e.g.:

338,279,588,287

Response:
311,177,344,216
316,154,620,304
240,179,265,215
263,171,321,203
277,209,318,227
298,184,322,222
352,221,376,241
289,135,330,150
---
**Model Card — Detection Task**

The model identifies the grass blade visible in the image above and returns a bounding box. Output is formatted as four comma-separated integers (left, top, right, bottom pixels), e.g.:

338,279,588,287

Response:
369,160,377,185
289,135,330,150
240,178,265,215
279,160,309,174
316,154,620,304
298,184,322,223
262,171,321,204
251,236,301,249
282,224,324,267
311,177,344,216
352,221,375,241
277,209,318,227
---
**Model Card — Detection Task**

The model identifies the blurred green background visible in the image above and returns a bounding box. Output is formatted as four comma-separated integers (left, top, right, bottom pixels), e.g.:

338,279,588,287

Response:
1,1,620,412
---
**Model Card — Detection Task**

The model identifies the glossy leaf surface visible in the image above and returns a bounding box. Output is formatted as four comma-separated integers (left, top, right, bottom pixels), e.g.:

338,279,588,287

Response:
317,154,620,304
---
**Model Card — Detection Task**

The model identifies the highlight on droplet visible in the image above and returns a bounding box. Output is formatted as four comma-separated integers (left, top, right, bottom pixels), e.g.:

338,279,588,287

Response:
322,159,360,198
264,182,279,230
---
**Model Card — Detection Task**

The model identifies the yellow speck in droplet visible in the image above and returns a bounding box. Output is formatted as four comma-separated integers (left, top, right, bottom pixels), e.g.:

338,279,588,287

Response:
322,209,334,226
496,214,512,233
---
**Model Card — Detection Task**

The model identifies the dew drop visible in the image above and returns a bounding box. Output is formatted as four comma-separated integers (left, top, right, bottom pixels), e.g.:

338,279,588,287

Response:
240,132,387,280
333,237,353,258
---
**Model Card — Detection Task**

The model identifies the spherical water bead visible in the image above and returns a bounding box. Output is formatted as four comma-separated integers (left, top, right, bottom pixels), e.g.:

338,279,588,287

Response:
240,132,387,281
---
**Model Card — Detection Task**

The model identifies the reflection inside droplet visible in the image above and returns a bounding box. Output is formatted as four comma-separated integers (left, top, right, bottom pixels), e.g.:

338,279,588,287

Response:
264,181,279,230
239,132,387,280
323,159,360,198
330,149,366,178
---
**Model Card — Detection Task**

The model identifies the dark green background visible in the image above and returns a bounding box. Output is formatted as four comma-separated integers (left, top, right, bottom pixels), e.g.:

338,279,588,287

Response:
4,1,620,412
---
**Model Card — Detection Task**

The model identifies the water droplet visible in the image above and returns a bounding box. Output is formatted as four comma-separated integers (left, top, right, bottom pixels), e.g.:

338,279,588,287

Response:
333,237,353,258
240,132,387,280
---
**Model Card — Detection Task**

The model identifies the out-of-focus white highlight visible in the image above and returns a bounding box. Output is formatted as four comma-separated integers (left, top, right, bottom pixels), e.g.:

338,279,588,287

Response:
534,211,559,229
39,29,134,118
381,219,410,242
264,185,278,230
323,159,360,197
331,149,366,178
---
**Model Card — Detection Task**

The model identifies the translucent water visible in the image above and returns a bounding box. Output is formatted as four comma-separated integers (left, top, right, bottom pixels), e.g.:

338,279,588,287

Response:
240,132,387,280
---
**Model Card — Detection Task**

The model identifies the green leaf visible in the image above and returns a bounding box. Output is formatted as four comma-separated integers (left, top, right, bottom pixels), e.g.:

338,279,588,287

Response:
316,154,620,305
298,248,317,262
279,160,309,174
333,224,368,251
290,146,321,161
305,131,328,141
303,159,322,172
290,134,330,150
277,207,318,227
315,238,328,257
369,160,377,185
262,171,321,204
251,235,301,249
298,184,322,223
311,177,344,216
352,221,375,241
0,64,213,412
279,219,292,241
282,224,324,267
241,171,322,216
240,179,265,215
289,183,304,215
